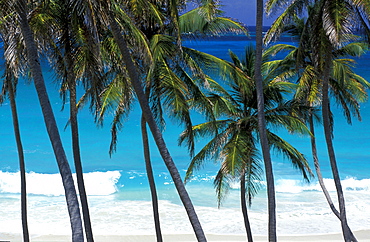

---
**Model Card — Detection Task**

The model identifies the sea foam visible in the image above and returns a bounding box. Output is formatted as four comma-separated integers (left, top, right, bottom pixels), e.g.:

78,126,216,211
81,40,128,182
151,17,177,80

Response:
0,170,121,196
275,177,370,193
1,170,369,235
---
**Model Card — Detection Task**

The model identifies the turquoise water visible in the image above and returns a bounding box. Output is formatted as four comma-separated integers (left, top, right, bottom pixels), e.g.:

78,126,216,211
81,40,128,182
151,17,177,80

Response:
0,37,369,236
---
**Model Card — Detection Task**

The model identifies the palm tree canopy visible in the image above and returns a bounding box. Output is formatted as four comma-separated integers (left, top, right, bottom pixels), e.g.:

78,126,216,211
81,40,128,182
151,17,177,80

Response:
180,45,314,206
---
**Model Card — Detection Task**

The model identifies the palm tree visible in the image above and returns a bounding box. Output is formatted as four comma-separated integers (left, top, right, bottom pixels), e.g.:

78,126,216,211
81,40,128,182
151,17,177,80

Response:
3,73,30,242
254,0,277,240
0,42,30,242
41,1,105,240
266,38,369,241
0,11,30,241
94,1,247,241
22,0,106,239
264,7,368,241
180,45,313,242
13,0,84,240
67,0,208,239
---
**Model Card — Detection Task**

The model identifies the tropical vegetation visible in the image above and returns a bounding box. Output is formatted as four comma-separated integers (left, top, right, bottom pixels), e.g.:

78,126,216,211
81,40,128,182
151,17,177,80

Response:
265,0,370,240
0,0,369,241
180,44,314,241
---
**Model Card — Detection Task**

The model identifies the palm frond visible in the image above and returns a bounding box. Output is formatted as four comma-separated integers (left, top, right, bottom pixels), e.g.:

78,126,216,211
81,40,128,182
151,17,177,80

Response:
179,4,247,37
243,153,263,206
214,168,233,208
267,131,313,181
322,0,352,46
183,47,252,89
265,0,309,44
334,41,368,57
184,126,230,183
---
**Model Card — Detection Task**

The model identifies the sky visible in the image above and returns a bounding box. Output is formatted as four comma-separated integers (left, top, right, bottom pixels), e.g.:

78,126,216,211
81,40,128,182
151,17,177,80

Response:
220,0,277,26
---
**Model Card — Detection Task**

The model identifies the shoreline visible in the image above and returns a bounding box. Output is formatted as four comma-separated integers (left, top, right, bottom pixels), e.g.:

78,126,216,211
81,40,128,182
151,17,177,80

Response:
1,230,369,242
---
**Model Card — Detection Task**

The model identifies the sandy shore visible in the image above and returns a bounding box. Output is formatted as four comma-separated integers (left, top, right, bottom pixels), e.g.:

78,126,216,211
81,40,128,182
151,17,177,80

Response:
0,230,369,242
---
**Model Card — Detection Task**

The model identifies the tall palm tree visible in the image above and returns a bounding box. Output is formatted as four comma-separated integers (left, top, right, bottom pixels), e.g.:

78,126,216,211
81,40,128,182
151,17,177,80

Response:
266,39,369,241
254,0,277,240
0,42,30,242
265,4,370,240
40,0,106,240
3,73,30,242
13,0,84,240
95,1,247,241
68,0,208,239
181,45,313,242
266,15,369,217
0,11,30,241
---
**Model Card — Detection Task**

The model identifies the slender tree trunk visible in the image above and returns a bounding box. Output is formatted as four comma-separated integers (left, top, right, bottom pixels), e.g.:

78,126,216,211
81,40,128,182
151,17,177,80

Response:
16,1,84,241
8,78,30,242
69,77,94,242
309,113,340,217
254,1,276,241
141,115,163,242
240,174,253,242
65,33,94,242
321,49,356,242
106,9,207,242
309,112,357,241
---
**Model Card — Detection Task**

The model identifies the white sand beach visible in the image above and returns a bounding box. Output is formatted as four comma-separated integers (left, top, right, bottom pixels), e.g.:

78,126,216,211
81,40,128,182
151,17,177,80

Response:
1,230,369,242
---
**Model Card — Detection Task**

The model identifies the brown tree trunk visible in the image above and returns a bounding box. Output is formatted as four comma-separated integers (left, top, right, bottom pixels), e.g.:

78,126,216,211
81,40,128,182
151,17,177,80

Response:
141,115,163,242
7,75,30,242
254,0,276,241
65,30,94,242
240,174,253,242
309,112,357,241
321,48,356,242
309,113,340,217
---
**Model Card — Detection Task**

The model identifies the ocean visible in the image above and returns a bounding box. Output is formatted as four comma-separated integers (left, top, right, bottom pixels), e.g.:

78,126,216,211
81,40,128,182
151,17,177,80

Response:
0,35,369,237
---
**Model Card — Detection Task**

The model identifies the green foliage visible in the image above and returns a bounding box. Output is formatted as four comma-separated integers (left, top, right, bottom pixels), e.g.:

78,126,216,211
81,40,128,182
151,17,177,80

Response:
179,0,247,37
181,44,314,206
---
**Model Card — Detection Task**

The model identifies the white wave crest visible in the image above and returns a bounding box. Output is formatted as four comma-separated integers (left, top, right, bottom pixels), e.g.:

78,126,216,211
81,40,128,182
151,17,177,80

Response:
275,177,370,193
0,170,121,196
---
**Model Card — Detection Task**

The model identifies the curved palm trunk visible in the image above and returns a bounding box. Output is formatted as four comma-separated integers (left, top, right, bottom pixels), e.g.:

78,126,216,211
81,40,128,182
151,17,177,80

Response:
309,112,357,241
107,9,207,242
240,174,253,242
321,51,357,242
141,115,163,242
65,35,94,242
254,1,276,241
8,78,30,242
309,113,340,217
69,78,94,242
16,1,84,241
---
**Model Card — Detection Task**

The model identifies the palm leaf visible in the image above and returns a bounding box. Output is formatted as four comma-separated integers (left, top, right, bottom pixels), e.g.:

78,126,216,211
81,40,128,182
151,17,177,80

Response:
267,131,313,181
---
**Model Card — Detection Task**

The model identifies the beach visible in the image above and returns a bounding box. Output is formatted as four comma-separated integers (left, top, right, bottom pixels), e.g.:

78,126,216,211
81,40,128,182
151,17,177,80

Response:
1,230,369,242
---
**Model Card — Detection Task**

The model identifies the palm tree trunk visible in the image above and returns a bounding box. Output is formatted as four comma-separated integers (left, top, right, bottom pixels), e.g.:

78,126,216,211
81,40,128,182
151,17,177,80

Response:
309,113,340,217
240,174,253,242
309,112,357,241
69,78,94,242
8,77,30,242
141,115,163,242
16,1,84,240
65,33,94,242
321,49,357,242
254,1,276,241
106,9,207,242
